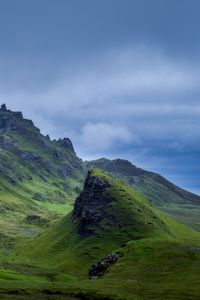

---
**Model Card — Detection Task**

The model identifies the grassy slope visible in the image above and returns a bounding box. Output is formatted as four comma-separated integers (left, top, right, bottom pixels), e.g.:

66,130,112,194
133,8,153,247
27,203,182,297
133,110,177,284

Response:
86,158,200,231
1,169,199,299
0,105,199,299
0,107,86,242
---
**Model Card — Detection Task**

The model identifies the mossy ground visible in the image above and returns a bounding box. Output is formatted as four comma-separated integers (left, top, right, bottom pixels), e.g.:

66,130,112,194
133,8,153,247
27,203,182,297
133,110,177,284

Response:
0,169,200,299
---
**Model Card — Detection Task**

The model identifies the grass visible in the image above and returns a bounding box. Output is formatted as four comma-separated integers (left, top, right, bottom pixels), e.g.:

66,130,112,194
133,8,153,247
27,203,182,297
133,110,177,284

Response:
0,169,196,299
80,237,200,299
86,159,200,232
0,168,200,299
1,109,200,299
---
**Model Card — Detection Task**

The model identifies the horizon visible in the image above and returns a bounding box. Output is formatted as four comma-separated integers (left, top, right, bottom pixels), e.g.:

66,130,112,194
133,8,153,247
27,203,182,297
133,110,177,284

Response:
1,102,199,196
0,0,200,194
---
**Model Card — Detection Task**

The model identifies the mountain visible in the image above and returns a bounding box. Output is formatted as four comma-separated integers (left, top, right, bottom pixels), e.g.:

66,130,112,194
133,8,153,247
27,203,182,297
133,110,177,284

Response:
7,168,199,300
0,105,200,299
0,104,86,239
86,158,200,230
24,168,174,269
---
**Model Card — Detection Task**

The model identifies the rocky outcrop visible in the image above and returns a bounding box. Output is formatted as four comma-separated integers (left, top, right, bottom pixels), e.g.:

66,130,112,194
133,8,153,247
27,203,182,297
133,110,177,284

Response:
54,149,66,159
0,136,17,149
26,214,49,226
0,103,41,135
0,104,85,204
57,137,75,154
21,151,41,161
0,114,19,132
58,165,72,178
72,171,111,237
1,104,7,111
89,253,118,279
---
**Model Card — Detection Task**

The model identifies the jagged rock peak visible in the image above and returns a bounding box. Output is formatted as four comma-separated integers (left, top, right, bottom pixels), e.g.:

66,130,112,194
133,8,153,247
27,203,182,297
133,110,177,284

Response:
57,137,75,154
0,104,23,119
1,104,7,111
72,170,112,237
0,104,42,134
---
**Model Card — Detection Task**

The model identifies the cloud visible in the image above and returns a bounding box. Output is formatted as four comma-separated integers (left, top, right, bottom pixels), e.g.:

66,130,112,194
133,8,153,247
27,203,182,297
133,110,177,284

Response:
73,122,140,153
1,46,200,193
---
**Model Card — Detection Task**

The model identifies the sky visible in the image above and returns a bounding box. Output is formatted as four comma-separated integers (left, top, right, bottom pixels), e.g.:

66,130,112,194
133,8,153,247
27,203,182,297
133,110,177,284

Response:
0,0,200,194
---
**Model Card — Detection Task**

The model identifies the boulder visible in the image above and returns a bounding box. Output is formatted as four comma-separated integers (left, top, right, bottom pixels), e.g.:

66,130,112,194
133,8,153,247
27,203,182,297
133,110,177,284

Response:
89,253,118,279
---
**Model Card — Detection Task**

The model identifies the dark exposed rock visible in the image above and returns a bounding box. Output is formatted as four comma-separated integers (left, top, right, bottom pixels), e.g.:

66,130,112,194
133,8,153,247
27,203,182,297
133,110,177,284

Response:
57,137,75,154
0,104,40,135
1,104,7,111
26,215,48,226
21,151,41,161
20,151,52,175
89,253,118,279
0,115,19,132
72,171,111,237
0,136,17,149
10,178,16,184
54,149,65,159
58,165,72,178
13,111,23,119
42,162,51,174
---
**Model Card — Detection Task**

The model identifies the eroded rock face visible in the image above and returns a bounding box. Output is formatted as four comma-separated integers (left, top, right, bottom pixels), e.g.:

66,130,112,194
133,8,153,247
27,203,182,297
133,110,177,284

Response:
58,165,72,178
89,253,118,279
72,171,111,237
0,136,17,149
21,151,41,161
57,138,75,154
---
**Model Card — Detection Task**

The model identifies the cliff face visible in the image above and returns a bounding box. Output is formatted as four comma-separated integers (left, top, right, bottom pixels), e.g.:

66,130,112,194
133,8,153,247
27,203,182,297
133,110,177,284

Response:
73,171,111,237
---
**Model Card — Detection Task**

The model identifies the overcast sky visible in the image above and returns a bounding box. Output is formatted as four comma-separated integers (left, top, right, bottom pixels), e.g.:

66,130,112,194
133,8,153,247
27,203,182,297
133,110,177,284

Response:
0,0,200,194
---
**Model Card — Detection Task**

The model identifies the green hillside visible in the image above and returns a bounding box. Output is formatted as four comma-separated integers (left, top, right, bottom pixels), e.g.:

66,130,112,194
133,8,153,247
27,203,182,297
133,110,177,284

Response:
0,106,200,299
0,104,86,240
25,169,179,267
0,169,198,299
86,158,200,230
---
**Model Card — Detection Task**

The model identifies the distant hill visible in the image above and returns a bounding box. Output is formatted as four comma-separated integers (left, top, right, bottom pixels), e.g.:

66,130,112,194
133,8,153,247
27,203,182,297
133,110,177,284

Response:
0,104,86,239
86,158,200,230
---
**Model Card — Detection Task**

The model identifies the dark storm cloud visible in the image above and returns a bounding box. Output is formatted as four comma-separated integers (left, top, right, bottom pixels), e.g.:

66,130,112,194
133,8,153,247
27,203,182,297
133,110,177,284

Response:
0,0,200,193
